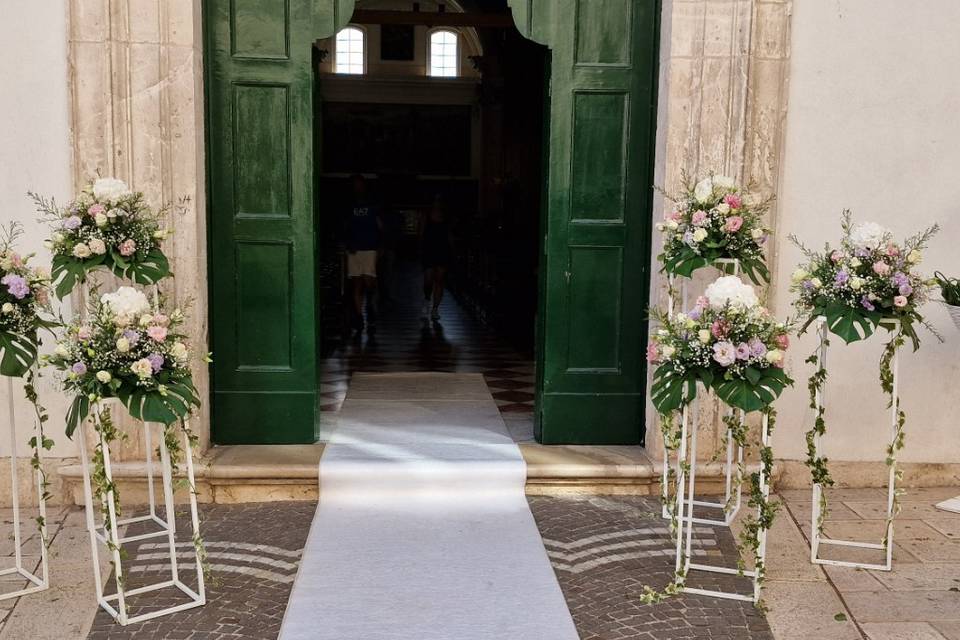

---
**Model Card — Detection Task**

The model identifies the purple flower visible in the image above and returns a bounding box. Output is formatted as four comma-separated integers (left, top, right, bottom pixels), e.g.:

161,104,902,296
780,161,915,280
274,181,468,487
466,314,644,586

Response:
891,272,909,288
688,307,702,320
735,343,751,360
71,362,87,375
861,296,875,311
123,329,140,344
835,270,849,285
748,337,767,358
62,216,82,230
899,284,913,296
1,274,29,300
802,280,815,291
147,353,164,373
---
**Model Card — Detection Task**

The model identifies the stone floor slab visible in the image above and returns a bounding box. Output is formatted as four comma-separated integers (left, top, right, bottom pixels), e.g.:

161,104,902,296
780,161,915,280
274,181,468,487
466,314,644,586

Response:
823,565,887,592
843,590,960,623
870,563,960,591
763,580,860,640
861,621,949,639
934,621,960,640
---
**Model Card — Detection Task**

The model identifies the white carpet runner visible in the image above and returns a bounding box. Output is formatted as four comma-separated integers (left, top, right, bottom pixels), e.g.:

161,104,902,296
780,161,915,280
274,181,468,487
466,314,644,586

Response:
279,373,580,640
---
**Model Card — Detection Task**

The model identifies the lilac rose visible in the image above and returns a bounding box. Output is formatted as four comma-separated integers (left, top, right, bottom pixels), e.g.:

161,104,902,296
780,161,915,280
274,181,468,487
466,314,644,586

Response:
1,274,29,300
712,341,737,367
147,353,164,373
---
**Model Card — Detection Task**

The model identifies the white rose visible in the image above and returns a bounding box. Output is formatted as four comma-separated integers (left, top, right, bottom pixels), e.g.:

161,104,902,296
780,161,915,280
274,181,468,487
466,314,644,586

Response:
661,345,676,359
131,358,154,379
139,314,154,327
765,349,783,364
907,250,921,264
849,221,890,250
751,228,764,240
810,277,822,288
849,257,861,268
96,370,112,383
92,177,132,203
716,203,730,215
1,303,12,314
713,175,735,190
704,275,759,309
698,329,712,344
88,238,107,255
72,243,92,258
94,212,108,227
170,341,189,362
666,219,679,230
153,229,168,240
849,277,863,290
675,313,688,323
791,268,808,284
55,343,69,357
100,286,151,319
692,228,708,242
116,337,130,353
693,178,714,204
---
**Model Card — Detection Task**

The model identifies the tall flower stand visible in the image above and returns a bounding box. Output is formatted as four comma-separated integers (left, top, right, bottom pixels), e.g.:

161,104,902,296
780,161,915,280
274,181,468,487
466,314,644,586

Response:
670,387,771,603
662,259,745,526
809,317,899,571
78,402,205,624
1,375,49,599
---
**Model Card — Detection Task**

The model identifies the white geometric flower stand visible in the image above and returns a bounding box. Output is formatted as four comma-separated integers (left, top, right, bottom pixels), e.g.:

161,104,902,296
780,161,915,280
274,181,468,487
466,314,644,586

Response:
809,317,899,571
77,401,205,624
662,258,744,527
1,374,49,599
671,386,771,603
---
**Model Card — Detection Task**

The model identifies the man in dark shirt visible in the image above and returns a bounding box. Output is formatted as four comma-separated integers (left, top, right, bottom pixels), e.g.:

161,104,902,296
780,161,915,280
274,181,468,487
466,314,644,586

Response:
345,174,381,332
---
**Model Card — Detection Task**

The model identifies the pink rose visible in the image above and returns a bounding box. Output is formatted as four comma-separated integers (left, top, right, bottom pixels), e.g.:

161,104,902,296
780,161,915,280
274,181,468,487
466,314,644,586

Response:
724,216,744,233
830,250,844,263
691,210,708,226
646,343,659,363
77,326,93,340
147,325,168,342
666,210,682,222
723,194,742,210
775,333,790,349
885,243,900,257
711,320,730,339
152,314,169,326
872,261,890,276
893,295,907,308
119,239,137,256
88,203,106,216
9,253,23,268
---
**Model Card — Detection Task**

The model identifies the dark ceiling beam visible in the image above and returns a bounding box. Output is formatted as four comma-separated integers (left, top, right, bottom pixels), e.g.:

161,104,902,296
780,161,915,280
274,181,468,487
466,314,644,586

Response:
349,9,515,28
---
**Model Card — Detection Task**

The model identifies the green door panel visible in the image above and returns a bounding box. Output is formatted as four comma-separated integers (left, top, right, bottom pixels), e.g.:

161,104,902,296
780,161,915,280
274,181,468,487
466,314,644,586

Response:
205,0,351,444
517,0,660,445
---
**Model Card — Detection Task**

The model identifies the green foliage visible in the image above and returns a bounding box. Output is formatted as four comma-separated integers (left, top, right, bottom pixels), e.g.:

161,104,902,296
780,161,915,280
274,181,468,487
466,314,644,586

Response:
822,301,881,345
0,331,39,377
935,271,960,306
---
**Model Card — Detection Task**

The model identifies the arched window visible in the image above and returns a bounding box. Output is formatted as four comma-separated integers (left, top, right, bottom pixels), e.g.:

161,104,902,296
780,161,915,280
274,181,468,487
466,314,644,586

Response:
335,26,365,74
429,29,458,77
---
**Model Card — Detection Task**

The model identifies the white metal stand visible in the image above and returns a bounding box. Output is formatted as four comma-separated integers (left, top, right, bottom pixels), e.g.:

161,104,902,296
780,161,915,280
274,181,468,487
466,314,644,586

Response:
1,374,49,599
78,402,205,624
662,259,744,526
674,389,771,603
809,317,899,571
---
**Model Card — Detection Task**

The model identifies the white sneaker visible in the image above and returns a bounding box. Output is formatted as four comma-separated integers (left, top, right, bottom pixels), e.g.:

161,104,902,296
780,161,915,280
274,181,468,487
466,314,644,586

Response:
421,300,431,317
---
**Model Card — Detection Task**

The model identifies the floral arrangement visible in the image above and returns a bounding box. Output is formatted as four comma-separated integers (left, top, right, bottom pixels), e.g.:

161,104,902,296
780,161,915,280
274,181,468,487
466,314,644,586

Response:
45,286,201,436
790,211,939,349
791,211,940,540
32,178,171,299
657,174,772,284
0,223,54,377
648,276,792,414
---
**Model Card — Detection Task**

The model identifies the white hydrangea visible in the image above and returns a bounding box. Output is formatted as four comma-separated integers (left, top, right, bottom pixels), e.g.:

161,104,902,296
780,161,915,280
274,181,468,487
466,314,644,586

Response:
693,177,714,203
92,177,132,203
101,286,151,319
848,221,890,250
704,275,759,309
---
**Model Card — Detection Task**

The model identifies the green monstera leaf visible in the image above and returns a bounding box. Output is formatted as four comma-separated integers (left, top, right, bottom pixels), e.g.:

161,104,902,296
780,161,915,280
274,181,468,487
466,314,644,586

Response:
110,246,170,285
0,331,38,378
65,394,91,439
822,302,881,345
713,366,791,413
51,254,103,300
118,376,200,426
661,246,710,279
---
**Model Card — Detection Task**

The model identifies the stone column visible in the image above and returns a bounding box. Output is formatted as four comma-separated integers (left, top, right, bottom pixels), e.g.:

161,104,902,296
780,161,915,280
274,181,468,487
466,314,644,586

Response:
646,0,793,461
68,0,210,454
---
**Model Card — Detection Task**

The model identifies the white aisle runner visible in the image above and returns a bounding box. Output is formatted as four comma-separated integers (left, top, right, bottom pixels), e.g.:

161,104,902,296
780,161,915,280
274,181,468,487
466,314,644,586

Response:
279,373,580,640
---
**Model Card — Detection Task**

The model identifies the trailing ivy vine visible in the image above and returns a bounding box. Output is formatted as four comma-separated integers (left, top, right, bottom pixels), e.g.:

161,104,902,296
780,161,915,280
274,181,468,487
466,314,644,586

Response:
23,366,53,545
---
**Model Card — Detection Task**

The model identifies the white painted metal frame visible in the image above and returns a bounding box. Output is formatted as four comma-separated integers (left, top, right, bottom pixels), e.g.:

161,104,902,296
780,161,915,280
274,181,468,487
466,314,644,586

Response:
673,389,771,603
78,401,205,624
1,374,50,600
809,317,899,571
662,259,744,526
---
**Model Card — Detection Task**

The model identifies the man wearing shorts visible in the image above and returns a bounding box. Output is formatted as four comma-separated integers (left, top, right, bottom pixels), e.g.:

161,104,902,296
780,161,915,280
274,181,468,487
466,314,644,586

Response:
345,174,381,333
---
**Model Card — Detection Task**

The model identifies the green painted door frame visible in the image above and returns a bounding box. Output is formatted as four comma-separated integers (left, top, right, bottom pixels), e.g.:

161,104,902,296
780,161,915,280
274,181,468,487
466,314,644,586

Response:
204,0,659,445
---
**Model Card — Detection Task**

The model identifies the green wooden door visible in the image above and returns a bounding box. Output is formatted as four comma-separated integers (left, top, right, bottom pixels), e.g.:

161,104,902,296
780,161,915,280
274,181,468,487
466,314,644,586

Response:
205,1,352,443
514,1,660,444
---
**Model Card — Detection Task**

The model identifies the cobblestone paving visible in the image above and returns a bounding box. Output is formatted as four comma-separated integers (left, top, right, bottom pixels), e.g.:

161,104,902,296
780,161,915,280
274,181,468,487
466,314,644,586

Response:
85,497,771,639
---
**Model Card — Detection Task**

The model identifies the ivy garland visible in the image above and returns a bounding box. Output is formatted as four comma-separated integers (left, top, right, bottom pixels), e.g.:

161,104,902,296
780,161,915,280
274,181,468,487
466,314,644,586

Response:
23,367,54,545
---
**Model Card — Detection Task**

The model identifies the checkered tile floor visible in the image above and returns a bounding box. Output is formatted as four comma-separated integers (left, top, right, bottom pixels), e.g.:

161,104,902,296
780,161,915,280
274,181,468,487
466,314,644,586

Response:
321,269,536,441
